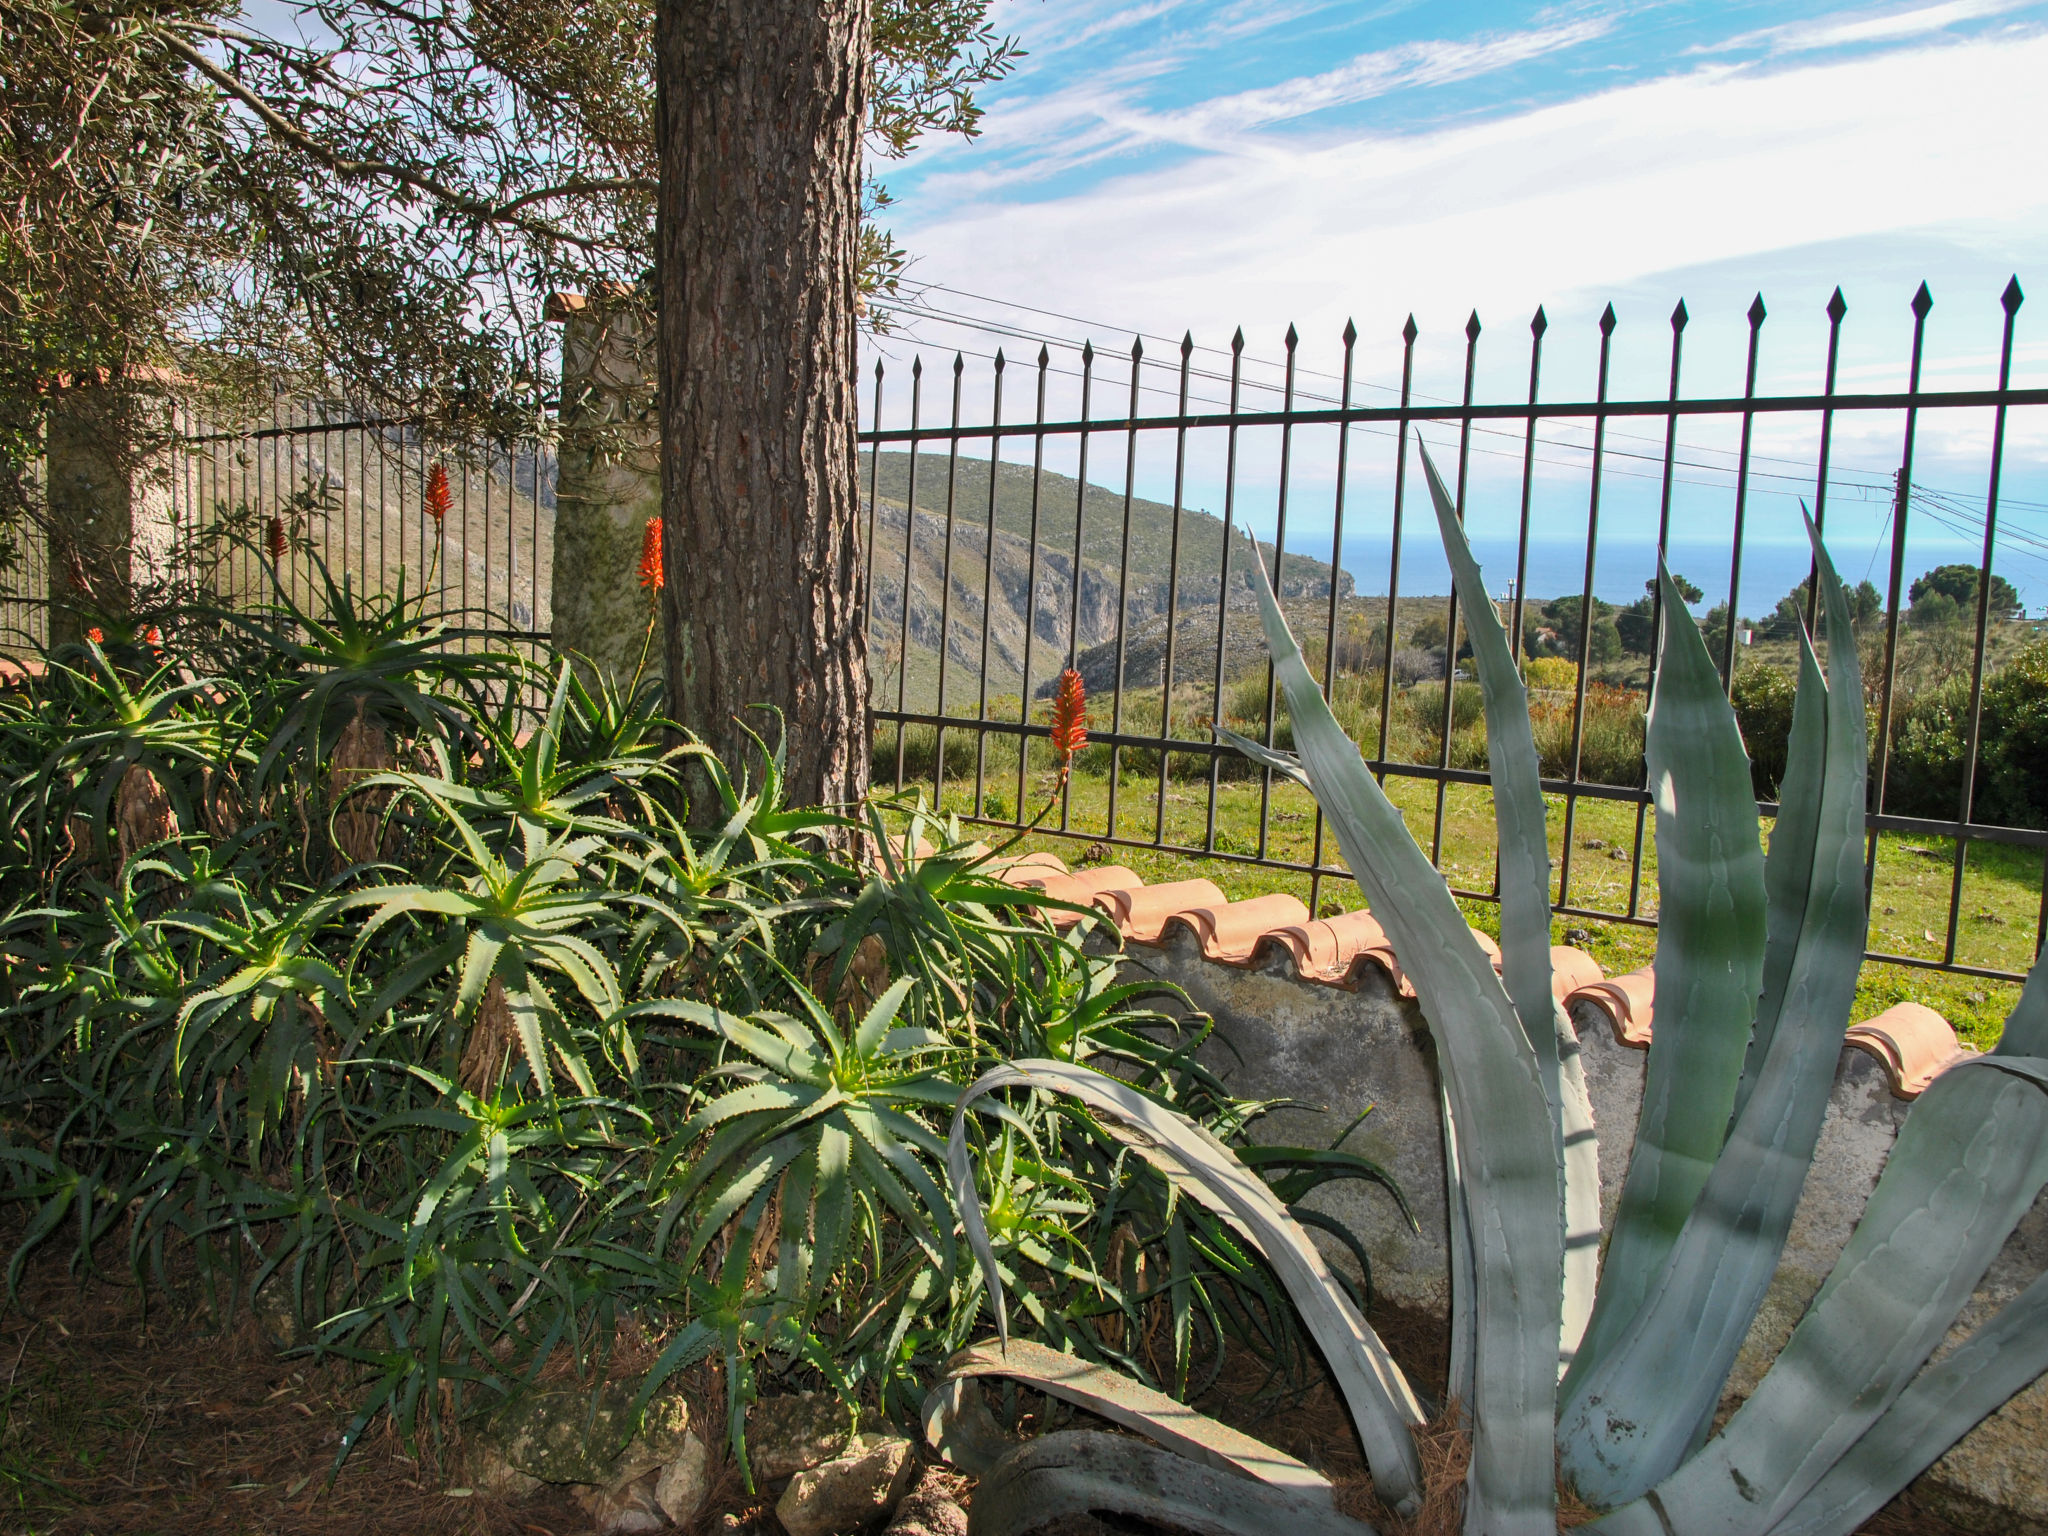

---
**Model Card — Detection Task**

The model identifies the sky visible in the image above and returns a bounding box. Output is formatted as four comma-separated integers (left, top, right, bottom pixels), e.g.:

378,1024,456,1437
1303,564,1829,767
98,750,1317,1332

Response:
858,0,2047,613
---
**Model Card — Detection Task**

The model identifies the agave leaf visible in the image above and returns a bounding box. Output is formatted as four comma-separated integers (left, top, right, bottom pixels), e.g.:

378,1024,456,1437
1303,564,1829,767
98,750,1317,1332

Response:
926,1337,1339,1504
1763,1266,2048,1536
1418,443,1600,1374
948,1057,1426,1515
1590,1053,2048,1536
1560,518,1867,1506
1736,621,1830,1121
1564,563,1767,1414
1244,534,1560,1532
969,1431,1375,1536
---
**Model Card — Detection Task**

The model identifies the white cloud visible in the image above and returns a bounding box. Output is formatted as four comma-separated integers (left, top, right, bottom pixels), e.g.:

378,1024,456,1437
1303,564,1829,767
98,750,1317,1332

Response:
1135,17,1617,144
1709,0,2031,54
890,32,2048,374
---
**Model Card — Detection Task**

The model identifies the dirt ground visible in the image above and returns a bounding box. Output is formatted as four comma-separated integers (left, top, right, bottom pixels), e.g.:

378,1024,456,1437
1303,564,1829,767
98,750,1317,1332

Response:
0,1247,1982,1536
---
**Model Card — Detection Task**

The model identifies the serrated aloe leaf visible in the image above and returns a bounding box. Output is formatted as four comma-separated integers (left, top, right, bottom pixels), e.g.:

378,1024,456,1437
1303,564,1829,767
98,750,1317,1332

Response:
1763,1266,2048,1536
1419,443,1599,1374
1590,1052,2048,1536
947,1057,1426,1516
1243,539,1560,1533
1559,515,1868,1507
1563,563,1766,1421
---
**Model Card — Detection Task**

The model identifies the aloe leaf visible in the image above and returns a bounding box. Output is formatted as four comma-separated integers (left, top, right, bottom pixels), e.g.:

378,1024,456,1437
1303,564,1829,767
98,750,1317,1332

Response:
1763,1266,2048,1536
927,1337,1340,1505
1559,518,1867,1506
969,1431,1375,1536
948,1057,1426,1515
1419,443,1599,1373
1243,533,1561,1531
1564,563,1766,1416
1590,1053,2048,1536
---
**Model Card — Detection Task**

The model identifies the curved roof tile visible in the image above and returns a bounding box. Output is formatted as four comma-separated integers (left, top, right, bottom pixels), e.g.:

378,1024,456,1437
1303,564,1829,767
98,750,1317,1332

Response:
972,846,1964,1097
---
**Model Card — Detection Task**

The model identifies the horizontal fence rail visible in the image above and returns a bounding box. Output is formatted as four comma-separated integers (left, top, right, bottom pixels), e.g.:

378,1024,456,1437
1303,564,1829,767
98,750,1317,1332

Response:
0,401,557,655
859,278,2045,982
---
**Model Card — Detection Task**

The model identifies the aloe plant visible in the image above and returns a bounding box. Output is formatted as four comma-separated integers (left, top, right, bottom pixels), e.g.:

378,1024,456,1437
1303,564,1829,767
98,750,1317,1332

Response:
945,441,2048,1534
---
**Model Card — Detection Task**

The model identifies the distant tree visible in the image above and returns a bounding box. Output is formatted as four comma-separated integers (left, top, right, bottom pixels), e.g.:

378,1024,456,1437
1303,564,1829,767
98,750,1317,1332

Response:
1616,573,1703,656
1536,594,1620,665
1910,564,2021,624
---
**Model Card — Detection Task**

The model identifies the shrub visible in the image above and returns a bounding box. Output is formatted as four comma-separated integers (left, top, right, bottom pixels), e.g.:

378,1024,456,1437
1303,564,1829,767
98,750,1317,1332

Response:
1731,660,1798,799
1522,655,1578,693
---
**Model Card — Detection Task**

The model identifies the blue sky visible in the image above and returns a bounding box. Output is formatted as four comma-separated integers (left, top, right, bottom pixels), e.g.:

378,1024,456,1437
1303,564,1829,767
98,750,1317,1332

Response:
861,1,2048,611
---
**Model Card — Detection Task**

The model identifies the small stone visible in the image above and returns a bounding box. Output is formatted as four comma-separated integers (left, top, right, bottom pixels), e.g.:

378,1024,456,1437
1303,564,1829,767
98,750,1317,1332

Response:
465,1432,543,1500
576,1469,667,1534
492,1382,689,1486
1565,927,1594,947
1081,841,1110,865
747,1391,858,1482
1609,847,1630,862
775,1437,916,1536
1581,838,1606,851
655,1432,712,1524
885,1479,969,1536
1967,990,1988,1005
1317,900,1343,919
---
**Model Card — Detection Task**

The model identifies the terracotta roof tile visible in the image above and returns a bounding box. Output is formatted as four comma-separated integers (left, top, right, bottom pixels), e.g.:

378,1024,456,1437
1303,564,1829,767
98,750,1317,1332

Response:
1252,909,1403,987
1567,967,1655,1047
1162,893,1313,965
1093,879,1228,944
1846,1002,1975,1098
878,851,1968,1099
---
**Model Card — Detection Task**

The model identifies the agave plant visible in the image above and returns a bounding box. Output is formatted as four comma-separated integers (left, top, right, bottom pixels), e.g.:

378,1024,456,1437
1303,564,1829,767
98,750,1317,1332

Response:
944,442,2048,1536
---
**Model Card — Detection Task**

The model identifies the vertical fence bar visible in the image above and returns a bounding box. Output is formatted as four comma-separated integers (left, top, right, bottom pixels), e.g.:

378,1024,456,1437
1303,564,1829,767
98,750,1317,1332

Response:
1155,334,1194,846
1015,347,1051,820
1107,338,1143,839
1628,300,1690,917
892,357,924,789
1945,277,2023,965
1309,319,1360,916
1060,342,1096,832
1205,330,1246,852
1376,318,1419,782
1510,308,1547,677
1430,313,1482,868
972,351,1005,818
866,360,885,642
1806,289,1849,634
1719,295,1769,694
931,354,964,807
1258,324,1301,860
1869,283,1935,897
1558,304,1617,909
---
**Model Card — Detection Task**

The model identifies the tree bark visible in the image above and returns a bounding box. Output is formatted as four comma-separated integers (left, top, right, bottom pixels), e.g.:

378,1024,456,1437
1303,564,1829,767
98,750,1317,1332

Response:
655,0,873,819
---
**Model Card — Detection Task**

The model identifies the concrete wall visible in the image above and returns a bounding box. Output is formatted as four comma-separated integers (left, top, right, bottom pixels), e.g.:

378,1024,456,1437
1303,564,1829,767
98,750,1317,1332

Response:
1112,929,2048,1532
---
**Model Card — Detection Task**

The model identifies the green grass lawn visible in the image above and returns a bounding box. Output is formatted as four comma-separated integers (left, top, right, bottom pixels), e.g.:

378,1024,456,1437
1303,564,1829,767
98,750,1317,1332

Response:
879,746,2038,1050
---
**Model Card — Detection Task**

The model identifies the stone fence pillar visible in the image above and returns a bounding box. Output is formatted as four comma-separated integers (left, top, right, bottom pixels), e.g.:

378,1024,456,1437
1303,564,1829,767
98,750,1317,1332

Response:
44,372,183,648
545,291,662,690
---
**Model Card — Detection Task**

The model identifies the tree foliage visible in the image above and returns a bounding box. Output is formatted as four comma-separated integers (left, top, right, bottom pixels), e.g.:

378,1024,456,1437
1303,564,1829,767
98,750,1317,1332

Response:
0,0,1018,511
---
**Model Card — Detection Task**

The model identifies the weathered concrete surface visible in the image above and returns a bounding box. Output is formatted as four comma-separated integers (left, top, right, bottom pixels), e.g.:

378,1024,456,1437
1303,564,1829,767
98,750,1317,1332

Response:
548,295,661,690
1115,931,2048,1532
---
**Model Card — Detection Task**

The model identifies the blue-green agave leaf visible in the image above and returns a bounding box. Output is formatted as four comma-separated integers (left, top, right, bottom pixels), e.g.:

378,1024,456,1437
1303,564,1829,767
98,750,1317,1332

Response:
1563,562,1766,1426
1560,515,1867,1506
1244,536,1560,1534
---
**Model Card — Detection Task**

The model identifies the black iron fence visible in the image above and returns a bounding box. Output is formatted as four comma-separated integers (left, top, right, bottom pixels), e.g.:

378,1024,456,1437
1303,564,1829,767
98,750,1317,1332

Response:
0,403,556,651
859,279,2048,982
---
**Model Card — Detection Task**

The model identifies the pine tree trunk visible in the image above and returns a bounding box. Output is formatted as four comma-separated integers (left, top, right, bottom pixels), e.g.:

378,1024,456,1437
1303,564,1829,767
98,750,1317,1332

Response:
654,0,873,819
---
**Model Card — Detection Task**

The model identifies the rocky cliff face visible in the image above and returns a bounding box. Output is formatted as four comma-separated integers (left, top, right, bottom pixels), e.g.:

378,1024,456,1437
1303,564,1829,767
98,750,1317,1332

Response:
865,496,1349,706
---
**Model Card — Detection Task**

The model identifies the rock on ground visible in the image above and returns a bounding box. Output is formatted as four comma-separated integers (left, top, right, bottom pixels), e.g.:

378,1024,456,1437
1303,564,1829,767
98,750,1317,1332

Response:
747,1390,860,1482
775,1435,916,1536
